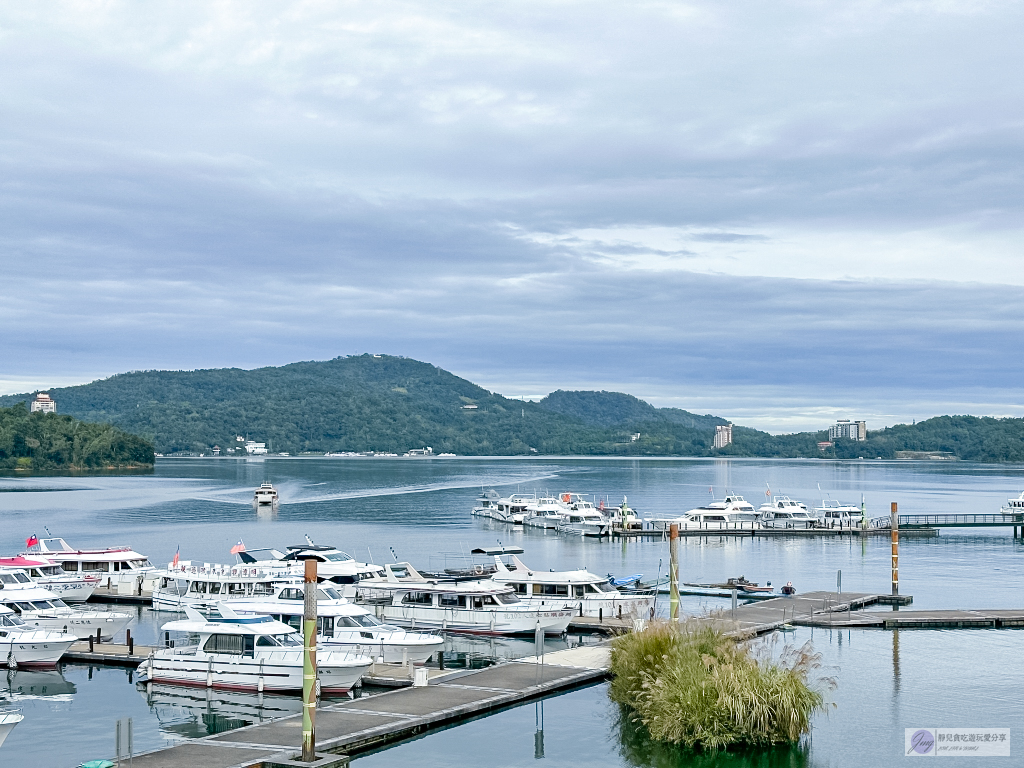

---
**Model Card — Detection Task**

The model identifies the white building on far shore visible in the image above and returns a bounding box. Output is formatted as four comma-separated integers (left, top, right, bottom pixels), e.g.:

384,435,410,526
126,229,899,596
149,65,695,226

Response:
714,423,733,449
245,440,268,455
829,419,867,441
30,393,56,413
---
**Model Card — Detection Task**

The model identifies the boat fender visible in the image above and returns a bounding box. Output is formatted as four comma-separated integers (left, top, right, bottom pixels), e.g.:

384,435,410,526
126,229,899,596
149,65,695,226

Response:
231,568,238,576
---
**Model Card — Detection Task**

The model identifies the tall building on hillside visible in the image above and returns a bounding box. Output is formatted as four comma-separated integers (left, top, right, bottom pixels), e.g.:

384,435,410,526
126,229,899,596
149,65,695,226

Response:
30,393,56,413
829,419,867,441
714,423,733,449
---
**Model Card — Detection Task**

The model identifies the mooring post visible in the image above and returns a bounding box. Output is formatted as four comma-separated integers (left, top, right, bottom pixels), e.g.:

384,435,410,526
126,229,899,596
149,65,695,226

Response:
891,502,899,596
669,524,680,621
301,557,318,762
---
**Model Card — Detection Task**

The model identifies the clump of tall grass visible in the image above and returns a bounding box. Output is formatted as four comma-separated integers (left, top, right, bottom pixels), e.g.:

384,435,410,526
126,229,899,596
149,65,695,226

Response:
609,621,833,750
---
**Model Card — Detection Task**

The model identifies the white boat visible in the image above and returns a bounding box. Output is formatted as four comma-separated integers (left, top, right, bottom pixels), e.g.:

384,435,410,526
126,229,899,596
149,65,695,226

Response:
470,489,501,518
225,583,444,664
138,607,372,694
1001,492,1024,516
522,496,566,529
491,556,654,618
253,482,279,508
23,538,158,595
239,540,385,595
0,573,133,639
151,560,300,612
814,499,862,527
555,509,610,537
0,556,97,602
646,495,761,531
489,493,536,524
356,563,574,635
759,496,816,529
0,605,77,668
0,710,24,749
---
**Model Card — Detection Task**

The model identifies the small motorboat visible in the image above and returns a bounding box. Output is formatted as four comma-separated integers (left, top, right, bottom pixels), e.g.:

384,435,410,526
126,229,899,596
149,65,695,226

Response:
710,577,773,594
253,483,279,507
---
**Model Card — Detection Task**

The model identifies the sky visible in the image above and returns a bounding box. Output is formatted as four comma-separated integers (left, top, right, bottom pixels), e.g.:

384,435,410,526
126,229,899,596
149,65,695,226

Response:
1,1,1022,433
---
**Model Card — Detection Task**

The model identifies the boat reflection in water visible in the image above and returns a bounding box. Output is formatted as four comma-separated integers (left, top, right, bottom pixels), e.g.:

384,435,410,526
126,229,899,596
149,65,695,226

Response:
140,682,302,739
1,668,76,702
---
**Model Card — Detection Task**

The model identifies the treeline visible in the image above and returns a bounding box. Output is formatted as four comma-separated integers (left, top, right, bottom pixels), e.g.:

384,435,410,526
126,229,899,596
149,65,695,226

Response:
1,356,1022,461
0,404,155,470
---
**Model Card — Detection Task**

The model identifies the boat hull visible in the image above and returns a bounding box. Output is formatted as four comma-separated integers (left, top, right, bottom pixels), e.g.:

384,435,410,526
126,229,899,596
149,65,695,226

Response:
374,605,573,635
0,713,24,748
18,609,133,640
0,634,76,668
141,653,371,694
322,633,443,664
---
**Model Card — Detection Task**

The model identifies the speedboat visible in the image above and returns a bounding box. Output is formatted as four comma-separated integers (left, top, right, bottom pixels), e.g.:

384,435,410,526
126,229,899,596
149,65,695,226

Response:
814,499,861,527
22,538,157,595
0,710,24,749
1001,492,1024,516
239,539,386,595
490,556,654,618
355,563,574,635
0,572,133,639
137,606,372,694
253,482,279,508
759,497,816,529
225,582,444,664
0,605,77,668
151,559,301,612
646,495,760,531
470,489,501,519
523,496,566,529
0,557,98,602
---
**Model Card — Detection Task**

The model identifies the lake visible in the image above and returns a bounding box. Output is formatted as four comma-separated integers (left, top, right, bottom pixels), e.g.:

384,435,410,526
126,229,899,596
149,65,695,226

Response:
1,456,1022,766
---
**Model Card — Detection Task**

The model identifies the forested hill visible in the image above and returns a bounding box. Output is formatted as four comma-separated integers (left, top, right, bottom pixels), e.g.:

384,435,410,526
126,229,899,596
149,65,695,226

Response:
0,404,154,470
0,356,726,456
2,356,1022,461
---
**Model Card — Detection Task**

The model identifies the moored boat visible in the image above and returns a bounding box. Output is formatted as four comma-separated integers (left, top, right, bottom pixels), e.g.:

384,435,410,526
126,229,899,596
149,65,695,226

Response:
0,573,133,639
238,539,385,595
0,710,24,749
0,557,97,602
646,495,760,531
137,607,372,694
151,560,299,612
23,538,157,595
0,605,77,668
355,563,574,635
759,497,816,529
1001,492,1024,516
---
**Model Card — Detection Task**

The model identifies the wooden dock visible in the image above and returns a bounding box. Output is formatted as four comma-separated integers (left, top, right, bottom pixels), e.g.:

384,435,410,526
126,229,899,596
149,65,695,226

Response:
613,527,938,539
798,607,1024,630
122,646,610,768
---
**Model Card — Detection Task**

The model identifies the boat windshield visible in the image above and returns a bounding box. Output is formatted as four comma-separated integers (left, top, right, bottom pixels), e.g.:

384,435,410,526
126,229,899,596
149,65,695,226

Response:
494,592,520,605
128,559,153,569
317,587,343,601
256,633,303,647
352,614,383,627
593,582,616,593
0,614,25,626
52,599,69,608
325,553,353,562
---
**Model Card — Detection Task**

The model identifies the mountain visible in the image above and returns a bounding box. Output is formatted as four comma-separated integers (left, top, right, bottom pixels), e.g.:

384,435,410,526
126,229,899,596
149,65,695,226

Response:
2,356,1022,461
537,390,726,430
0,355,718,456
0,404,154,470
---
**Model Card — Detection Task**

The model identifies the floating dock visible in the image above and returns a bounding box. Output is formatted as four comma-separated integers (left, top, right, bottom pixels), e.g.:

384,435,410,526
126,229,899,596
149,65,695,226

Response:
124,646,610,768
700,591,914,636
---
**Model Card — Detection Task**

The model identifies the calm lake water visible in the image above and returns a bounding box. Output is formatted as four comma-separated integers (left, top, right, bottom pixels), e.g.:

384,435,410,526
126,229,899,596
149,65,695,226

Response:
1,456,1023,767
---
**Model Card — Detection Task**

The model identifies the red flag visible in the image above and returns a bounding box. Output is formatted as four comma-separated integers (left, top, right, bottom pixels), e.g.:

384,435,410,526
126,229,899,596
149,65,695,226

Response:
25,534,39,548
171,546,180,567
230,540,246,555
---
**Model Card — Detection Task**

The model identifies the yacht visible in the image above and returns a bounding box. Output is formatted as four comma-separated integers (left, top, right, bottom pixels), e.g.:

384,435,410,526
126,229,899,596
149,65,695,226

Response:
23,538,157,594
151,560,300,612
470,489,501,519
555,509,611,537
0,605,77,667
239,540,386,595
137,607,372,694
355,563,574,635
253,482,279,508
488,493,536,524
758,496,816,529
646,495,760,531
814,499,862,527
490,556,654,618
0,572,133,639
0,556,98,602
0,710,23,749
1001,492,1024,516
224,583,444,664
523,496,566,529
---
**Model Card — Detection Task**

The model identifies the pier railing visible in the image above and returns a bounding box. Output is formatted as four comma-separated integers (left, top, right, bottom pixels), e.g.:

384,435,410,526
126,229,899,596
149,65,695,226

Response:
896,513,1024,528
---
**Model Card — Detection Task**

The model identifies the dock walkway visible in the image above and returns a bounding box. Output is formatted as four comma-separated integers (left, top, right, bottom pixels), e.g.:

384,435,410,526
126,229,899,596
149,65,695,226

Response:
125,645,610,768
698,591,912,636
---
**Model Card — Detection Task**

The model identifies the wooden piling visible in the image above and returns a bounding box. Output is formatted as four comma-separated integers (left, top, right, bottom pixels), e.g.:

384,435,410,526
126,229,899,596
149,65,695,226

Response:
891,502,899,596
302,557,318,762
669,524,680,620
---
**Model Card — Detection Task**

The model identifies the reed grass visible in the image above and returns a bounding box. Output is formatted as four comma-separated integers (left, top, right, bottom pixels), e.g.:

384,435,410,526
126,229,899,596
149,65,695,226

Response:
609,621,833,750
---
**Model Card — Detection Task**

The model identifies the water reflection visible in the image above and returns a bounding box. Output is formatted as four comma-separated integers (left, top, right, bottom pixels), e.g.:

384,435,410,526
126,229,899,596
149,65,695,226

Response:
1,667,76,701
140,682,301,738
614,704,811,768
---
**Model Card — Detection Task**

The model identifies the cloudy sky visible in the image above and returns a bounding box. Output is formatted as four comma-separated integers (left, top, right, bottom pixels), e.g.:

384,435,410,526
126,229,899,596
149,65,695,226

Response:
1,1,1022,432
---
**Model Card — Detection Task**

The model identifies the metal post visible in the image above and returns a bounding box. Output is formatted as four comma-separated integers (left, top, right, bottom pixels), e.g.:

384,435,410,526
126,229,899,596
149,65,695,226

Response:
116,718,121,768
731,588,737,619
891,502,899,596
127,629,133,656
302,558,317,762
837,569,842,595
669,524,680,621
